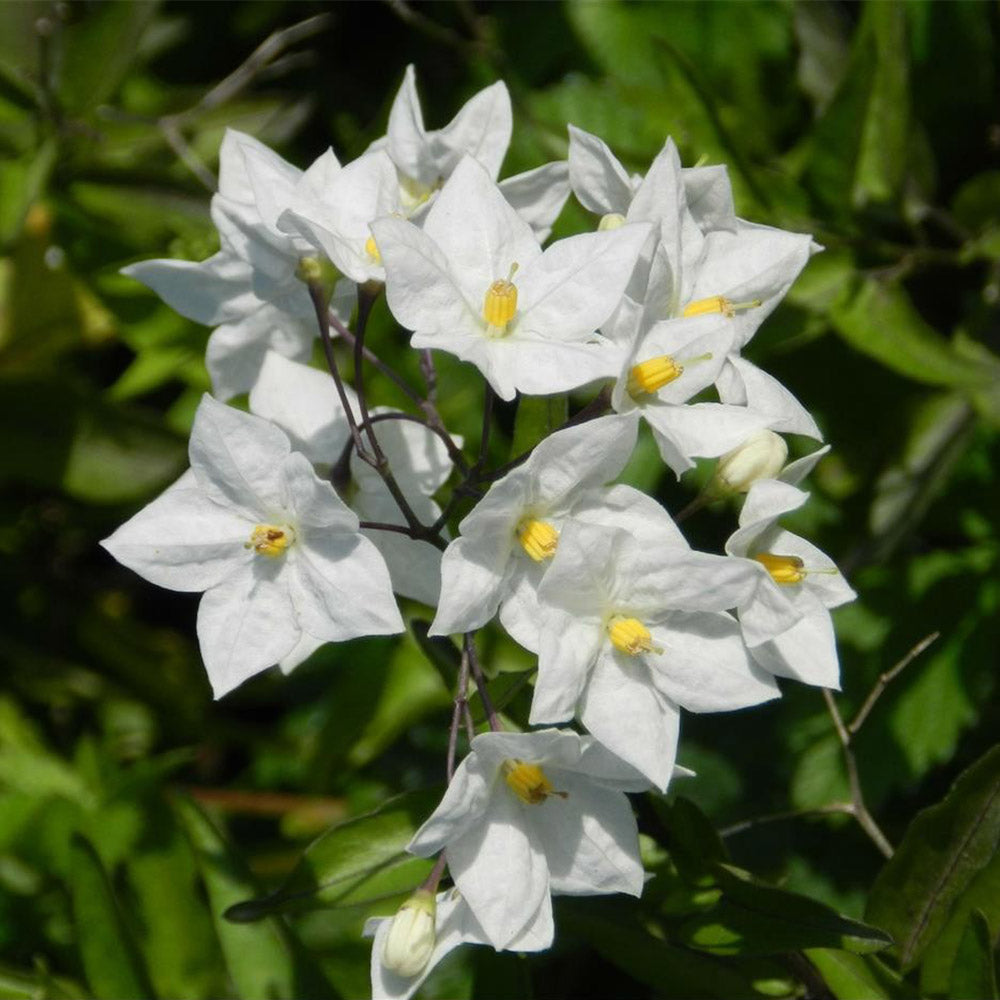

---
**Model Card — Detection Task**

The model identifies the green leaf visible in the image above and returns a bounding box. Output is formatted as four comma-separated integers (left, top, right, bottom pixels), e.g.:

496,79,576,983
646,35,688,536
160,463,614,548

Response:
804,949,912,1000
510,392,568,459
947,909,999,1000
67,833,157,1000
173,795,336,1000
559,897,796,999
225,788,440,921
828,276,1000,390
0,140,56,246
865,744,1000,971
0,961,86,1000
677,863,892,957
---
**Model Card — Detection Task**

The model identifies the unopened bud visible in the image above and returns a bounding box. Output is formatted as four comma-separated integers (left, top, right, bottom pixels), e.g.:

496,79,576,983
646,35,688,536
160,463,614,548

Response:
711,430,787,495
382,890,436,977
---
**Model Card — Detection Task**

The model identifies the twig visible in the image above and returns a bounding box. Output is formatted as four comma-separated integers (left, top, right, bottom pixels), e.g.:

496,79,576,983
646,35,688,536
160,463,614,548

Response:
447,640,473,781
383,0,471,52
823,689,894,859
465,634,500,733
720,803,855,838
848,631,940,736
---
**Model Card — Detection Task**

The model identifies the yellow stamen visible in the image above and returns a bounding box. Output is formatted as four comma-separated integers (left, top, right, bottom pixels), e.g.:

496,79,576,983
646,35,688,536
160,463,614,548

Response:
245,524,294,558
516,519,559,562
482,263,519,336
502,760,567,805
753,553,805,585
598,212,626,231
628,355,684,396
607,617,662,656
683,295,762,319
364,234,381,264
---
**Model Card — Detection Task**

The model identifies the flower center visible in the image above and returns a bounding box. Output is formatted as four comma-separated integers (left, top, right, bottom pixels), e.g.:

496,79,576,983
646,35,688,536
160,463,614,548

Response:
245,524,295,558
399,173,437,213
598,212,626,231
682,295,761,319
364,234,381,264
502,760,567,805
628,355,684,396
607,616,662,655
753,552,805,585
482,263,519,337
516,518,559,562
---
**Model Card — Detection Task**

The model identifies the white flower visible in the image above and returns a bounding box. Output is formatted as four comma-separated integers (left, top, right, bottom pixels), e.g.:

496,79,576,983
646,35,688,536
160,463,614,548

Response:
372,155,650,401
429,413,639,641
122,130,355,400
607,292,770,476
725,479,856,688
710,429,789,495
408,729,651,950
380,890,438,978
529,518,778,790
365,888,550,1000
101,395,403,696
248,352,456,607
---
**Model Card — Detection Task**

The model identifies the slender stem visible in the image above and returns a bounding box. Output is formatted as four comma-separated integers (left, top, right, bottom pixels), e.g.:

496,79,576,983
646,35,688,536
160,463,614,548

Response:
307,279,371,462
719,803,856,838
420,349,438,403
675,491,712,524
474,385,495,473
350,287,388,463
447,641,473,781
419,853,449,894
823,689,894,859
848,631,939,736
464,633,500,732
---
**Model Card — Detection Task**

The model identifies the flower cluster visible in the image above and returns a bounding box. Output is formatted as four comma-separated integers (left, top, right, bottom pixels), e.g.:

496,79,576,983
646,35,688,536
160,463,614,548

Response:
104,67,854,998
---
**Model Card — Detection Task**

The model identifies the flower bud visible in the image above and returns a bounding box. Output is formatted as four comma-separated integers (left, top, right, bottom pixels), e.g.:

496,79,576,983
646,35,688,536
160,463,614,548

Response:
710,430,787,495
381,889,437,977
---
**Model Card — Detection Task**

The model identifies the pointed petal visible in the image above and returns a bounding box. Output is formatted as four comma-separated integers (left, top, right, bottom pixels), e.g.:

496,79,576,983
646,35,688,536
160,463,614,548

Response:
568,124,633,216
429,533,512,636
720,357,823,439
499,161,570,243
386,65,433,185
433,80,512,180
408,756,492,857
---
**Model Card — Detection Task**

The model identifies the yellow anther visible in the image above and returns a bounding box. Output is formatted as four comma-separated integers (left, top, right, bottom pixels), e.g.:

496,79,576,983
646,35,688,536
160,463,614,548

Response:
502,760,567,805
683,295,762,319
628,355,684,396
607,617,662,656
245,524,294,558
753,552,806,585
516,519,559,562
364,234,381,263
482,263,519,335
598,212,626,231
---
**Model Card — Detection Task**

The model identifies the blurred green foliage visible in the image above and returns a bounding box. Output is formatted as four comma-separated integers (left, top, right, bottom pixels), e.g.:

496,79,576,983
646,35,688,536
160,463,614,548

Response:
0,1,998,997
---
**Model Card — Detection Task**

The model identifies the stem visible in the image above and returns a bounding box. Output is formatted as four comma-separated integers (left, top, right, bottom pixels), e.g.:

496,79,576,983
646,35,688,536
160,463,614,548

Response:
447,640,473,781
474,385,495,473
675,491,713,524
464,633,500,732
419,853,449,894
719,803,856,838
307,278,371,462
823,689,894,859
848,631,940,735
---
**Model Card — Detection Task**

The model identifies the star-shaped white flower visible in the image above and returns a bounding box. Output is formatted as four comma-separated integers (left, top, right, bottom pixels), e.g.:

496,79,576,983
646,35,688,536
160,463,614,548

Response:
248,352,456,608
725,479,856,688
529,518,778,790
365,888,550,1000
122,130,355,400
429,413,639,642
408,729,651,950
101,395,403,696
372,155,650,401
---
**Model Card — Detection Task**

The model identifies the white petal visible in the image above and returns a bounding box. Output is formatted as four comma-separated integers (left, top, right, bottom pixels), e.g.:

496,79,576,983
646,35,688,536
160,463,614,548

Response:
720,357,823,440
515,225,650,341
433,80,512,180
408,756,492,857
647,611,781,713
429,533,513,636
532,771,643,896
751,609,842,689
446,791,551,950
531,613,603,723
765,529,857,609
197,560,300,698
499,161,570,243
289,531,403,640
780,444,831,487
386,65,433,186
248,352,355,463
283,452,358,530
188,395,292,519
489,332,621,397
736,479,809,532
121,253,258,326
568,124,633,217
578,649,680,792
101,470,250,592
277,631,326,675
352,412,454,497
239,140,303,235
682,164,736,232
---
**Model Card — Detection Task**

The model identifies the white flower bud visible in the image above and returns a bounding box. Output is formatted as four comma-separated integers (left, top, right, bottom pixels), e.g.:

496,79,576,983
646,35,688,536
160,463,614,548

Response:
381,889,437,977
711,430,788,495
